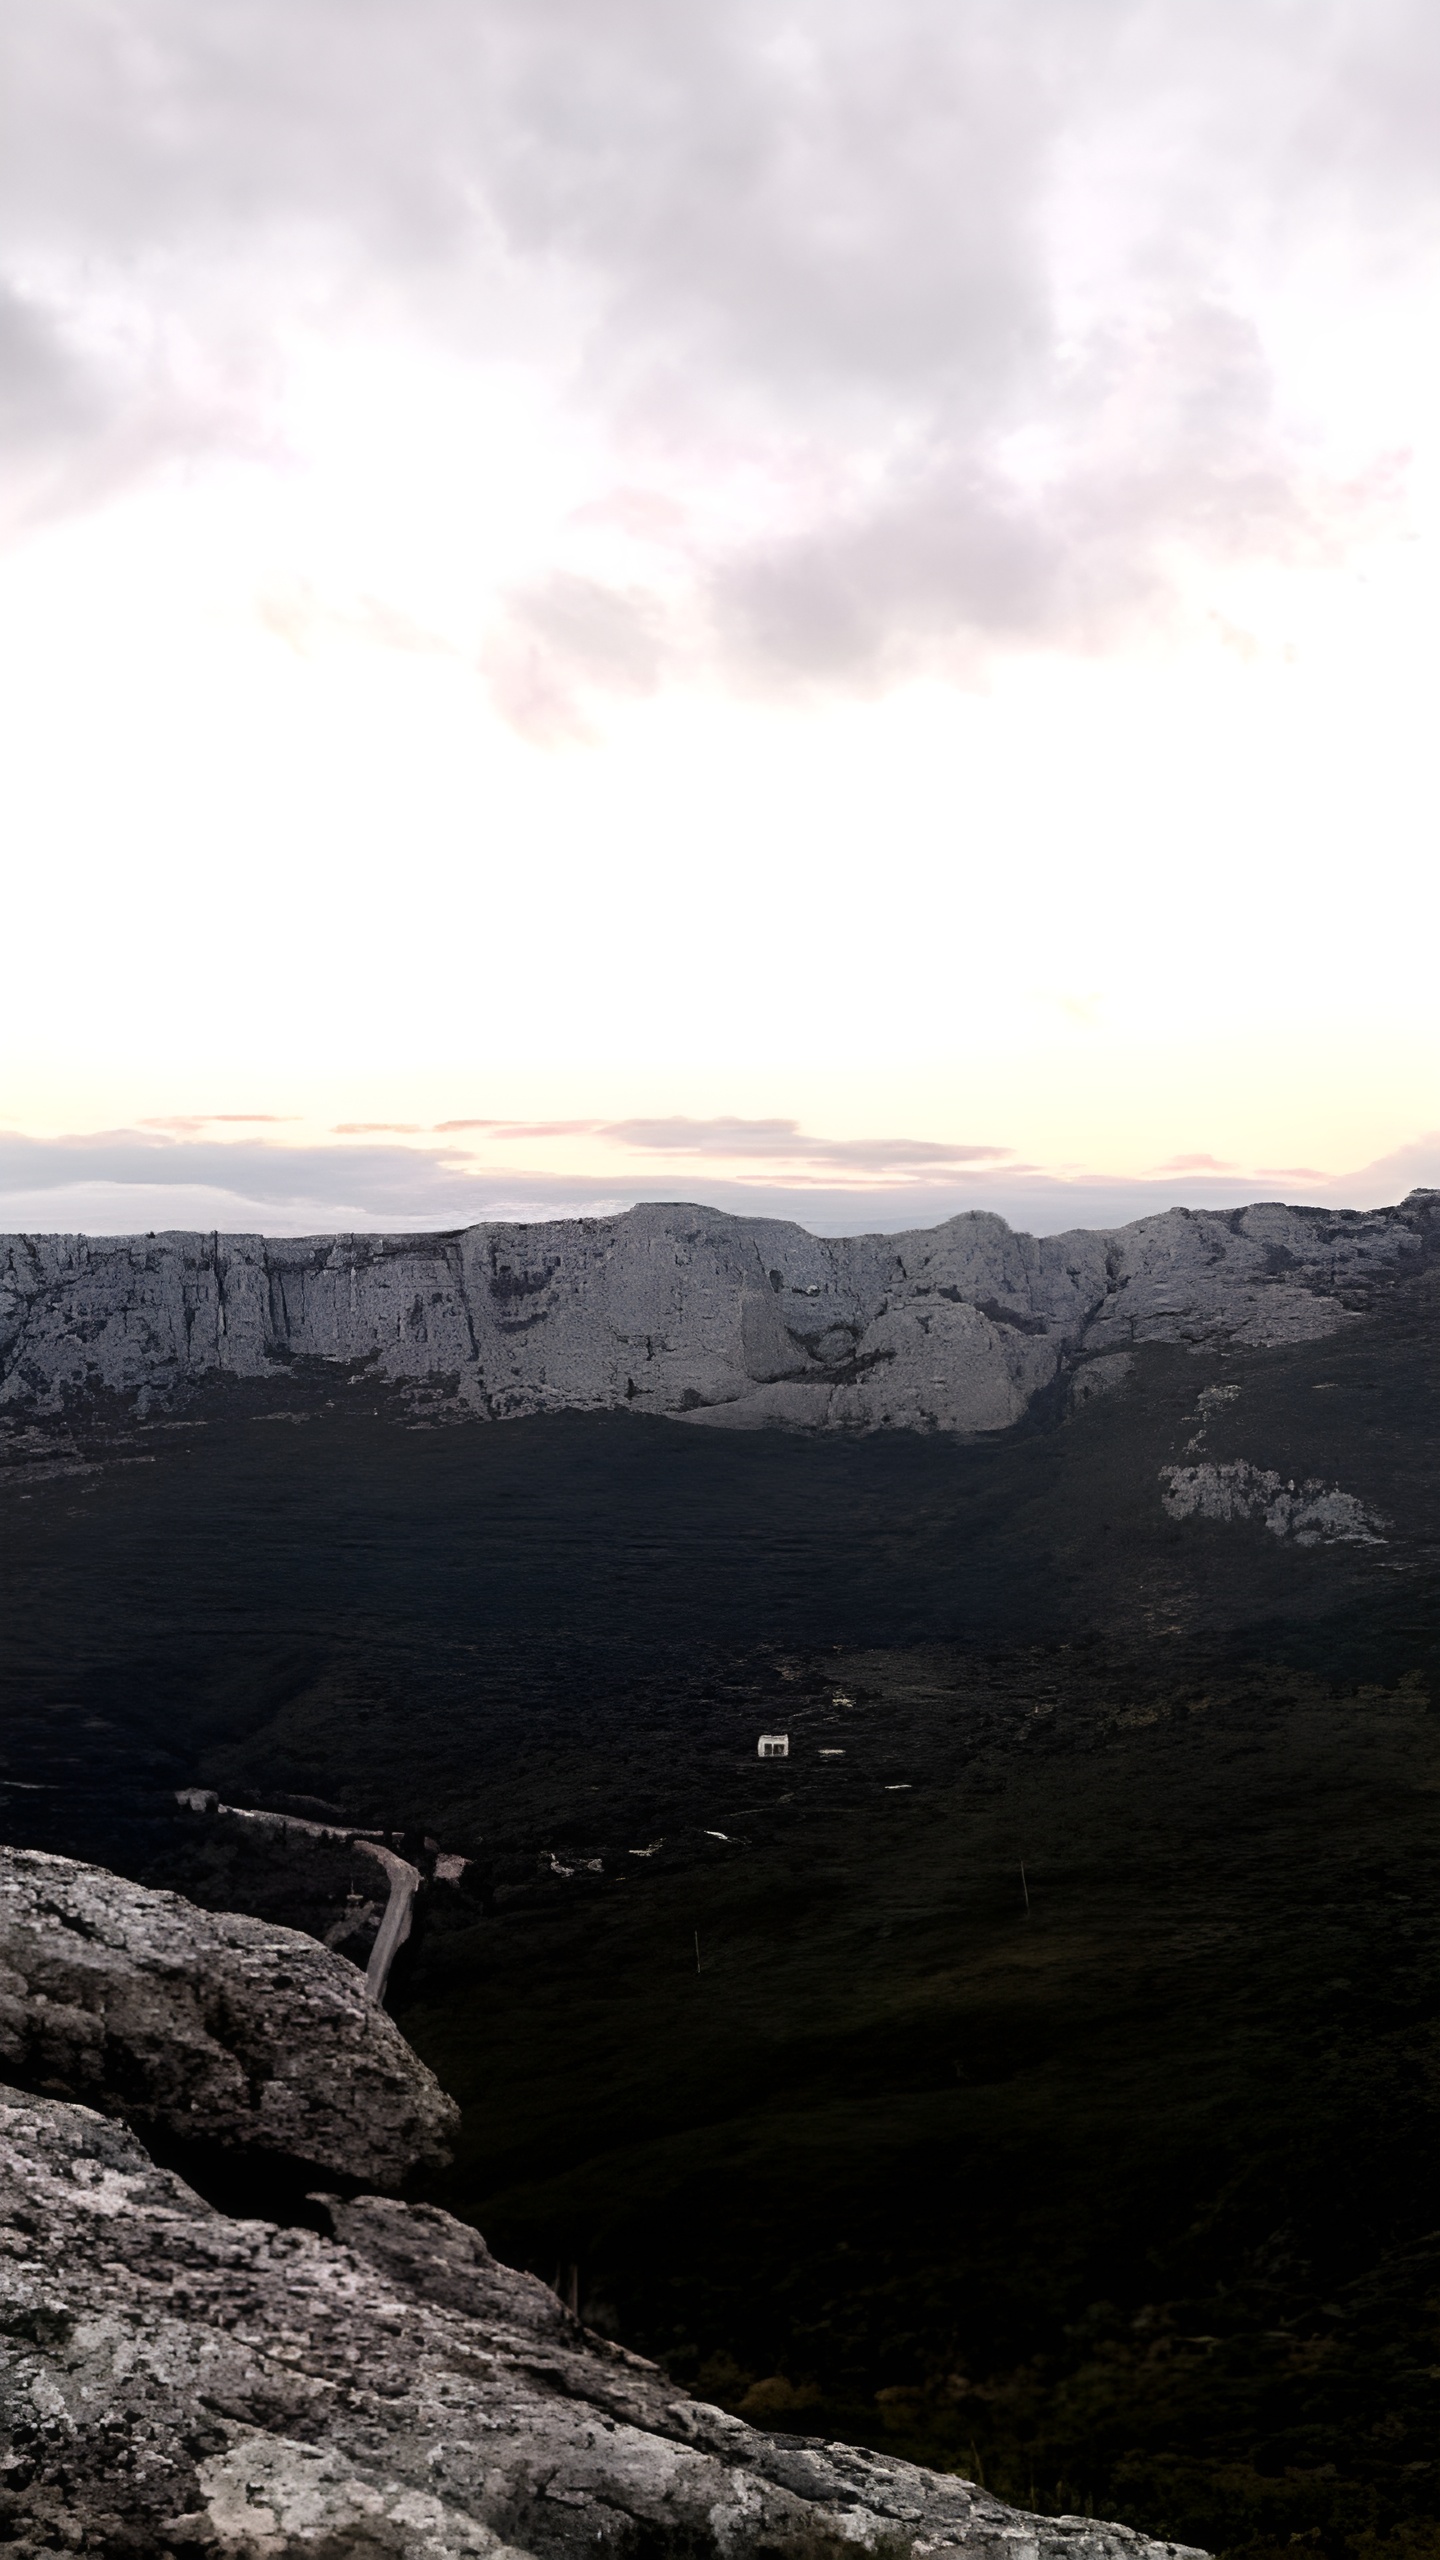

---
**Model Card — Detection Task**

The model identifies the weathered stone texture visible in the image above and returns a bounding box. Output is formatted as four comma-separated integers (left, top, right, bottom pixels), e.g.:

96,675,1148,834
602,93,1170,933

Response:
0,1847,457,2188
0,2085,1204,2560
3,1194,1435,1436
1159,1460,1388,1545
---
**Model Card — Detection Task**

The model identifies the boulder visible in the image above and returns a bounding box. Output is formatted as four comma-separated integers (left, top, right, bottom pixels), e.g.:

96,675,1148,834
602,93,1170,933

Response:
0,1846,457,2189
0,2084,1206,2560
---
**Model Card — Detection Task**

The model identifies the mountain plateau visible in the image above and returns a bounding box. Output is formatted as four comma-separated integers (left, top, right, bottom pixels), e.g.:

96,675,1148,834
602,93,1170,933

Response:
4,1194,1437,1437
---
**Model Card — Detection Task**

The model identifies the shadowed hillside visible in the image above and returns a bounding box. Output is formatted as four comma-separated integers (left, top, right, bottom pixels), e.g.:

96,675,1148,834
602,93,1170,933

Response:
3,1264,1438,2560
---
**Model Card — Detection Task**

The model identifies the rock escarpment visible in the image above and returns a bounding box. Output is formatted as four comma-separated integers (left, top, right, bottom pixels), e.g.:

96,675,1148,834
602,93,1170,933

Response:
0,1846,457,2189
0,1849,1207,2560
0,2083,1203,2560
2,1192,1437,1436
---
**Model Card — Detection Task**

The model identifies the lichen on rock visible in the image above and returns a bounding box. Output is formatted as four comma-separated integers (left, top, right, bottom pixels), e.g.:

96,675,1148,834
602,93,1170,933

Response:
0,1845,457,2188
0,2082,1205,2560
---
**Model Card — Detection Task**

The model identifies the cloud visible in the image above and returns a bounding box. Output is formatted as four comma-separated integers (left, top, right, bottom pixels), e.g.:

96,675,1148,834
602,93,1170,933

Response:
601,1116,1012,1171
0,1128,484,1217
3,1120,1438,1243
0,280,96,451
323,1114,1015,1172
1151,1152,1238,1174
0,1,1426,687
482,576,669,742
139,1113,299,1133
432,1120,599,1139
1338,1130,1440,1201
342,1113,1016,1178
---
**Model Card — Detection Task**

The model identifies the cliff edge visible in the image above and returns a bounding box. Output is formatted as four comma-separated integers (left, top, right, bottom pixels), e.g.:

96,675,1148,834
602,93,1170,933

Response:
0,1848,1204,2560
0,2084,1207,2560
0,1843,1204,2560
0,1846,457,2192
4,1193,1437,1437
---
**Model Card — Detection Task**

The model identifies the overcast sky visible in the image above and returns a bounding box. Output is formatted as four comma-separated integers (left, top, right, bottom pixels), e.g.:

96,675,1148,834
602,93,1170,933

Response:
3,0,1438,1237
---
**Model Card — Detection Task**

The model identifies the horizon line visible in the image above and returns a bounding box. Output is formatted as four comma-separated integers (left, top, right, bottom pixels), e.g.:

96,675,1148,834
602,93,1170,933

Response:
6,1187,1440,1252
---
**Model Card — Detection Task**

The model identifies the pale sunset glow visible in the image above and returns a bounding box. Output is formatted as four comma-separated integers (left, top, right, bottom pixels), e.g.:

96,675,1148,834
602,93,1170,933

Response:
3,1,1438,1236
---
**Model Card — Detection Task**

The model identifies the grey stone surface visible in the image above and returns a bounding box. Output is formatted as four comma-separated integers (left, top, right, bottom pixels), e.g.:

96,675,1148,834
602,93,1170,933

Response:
0,1847,457,2189
2,1193,1436,1436
0,2084,1205,2560
1159,1460,1388,1545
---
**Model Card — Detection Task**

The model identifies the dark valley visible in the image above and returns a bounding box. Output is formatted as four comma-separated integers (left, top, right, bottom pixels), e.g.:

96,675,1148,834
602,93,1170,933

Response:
3,1197,1439,2560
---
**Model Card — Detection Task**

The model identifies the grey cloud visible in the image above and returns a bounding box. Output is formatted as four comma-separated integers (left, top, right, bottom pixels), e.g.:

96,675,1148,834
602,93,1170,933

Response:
1337,1130,1440,1202
3,1124,1436,1243
469,0,1063,408
139,1113,298,1132
711,304,1331,680
602,1117,1012,1169
0,2,1432,673
317,1114,1016,1167
483,575,670,740
432,1119,599,1139
490,296,1327,699
0,1129,486,1218
0,1,1058,391
1287,3,1440,211
716,467,1057,680
0,282,96,450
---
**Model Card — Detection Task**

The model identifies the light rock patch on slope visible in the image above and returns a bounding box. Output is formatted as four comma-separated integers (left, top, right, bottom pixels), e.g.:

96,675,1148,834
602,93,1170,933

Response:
1159,1462,1388,1545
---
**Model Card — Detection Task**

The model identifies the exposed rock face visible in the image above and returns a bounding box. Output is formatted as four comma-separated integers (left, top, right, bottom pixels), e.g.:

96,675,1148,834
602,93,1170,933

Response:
0,2085,1203,2560
1159,1460,1389,1545
3,1192,1437,1436
0,1847,457,2189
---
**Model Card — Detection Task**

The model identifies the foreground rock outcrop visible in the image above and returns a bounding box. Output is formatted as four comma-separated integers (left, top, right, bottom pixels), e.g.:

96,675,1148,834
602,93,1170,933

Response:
3,1193,1437,1437
0,2084,1202,2560
0,1847,457,2189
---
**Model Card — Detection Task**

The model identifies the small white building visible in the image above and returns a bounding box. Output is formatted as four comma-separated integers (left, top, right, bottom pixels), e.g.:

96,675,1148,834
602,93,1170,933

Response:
757,1733,790,1759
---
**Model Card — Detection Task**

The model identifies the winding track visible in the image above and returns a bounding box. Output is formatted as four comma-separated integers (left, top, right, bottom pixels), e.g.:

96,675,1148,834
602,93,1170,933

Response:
182,1797,422,2007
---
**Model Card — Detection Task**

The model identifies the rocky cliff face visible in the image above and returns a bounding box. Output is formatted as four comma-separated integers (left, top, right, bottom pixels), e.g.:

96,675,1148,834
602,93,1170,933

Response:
0,1850,1205,2560
0,2080,1202,2560
3,1193,1436,1436
0,1846,457,2190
